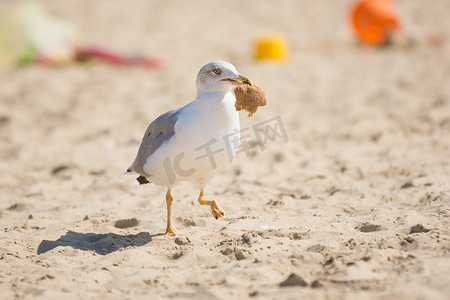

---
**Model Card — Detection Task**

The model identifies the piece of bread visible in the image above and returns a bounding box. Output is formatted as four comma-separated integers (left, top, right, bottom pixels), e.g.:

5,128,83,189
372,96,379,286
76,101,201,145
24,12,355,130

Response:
233,85,267,117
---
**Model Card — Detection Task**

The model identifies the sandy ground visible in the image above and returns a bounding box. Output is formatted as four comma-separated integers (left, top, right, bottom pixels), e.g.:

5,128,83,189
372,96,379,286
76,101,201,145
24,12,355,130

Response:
1,0,449,299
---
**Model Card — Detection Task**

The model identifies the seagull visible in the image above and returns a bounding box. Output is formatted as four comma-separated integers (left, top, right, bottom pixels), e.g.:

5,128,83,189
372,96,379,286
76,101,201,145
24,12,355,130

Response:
125,61,253,235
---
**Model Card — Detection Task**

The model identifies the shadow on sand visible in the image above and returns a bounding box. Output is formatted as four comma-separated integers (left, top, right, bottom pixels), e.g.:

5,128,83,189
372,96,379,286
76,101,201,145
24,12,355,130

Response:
37,231,161,255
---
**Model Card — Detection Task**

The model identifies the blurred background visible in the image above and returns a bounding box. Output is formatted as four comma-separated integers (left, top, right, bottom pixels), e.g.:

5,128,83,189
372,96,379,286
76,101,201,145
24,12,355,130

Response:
0,0,449,298
1,0,448,190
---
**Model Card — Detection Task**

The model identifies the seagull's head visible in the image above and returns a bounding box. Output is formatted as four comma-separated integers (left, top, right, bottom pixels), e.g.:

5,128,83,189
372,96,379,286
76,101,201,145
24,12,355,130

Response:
196,61,253,93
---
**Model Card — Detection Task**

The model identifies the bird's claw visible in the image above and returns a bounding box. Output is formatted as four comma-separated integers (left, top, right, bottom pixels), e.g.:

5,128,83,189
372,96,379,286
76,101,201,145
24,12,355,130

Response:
165,227,183,236
211,201,226,220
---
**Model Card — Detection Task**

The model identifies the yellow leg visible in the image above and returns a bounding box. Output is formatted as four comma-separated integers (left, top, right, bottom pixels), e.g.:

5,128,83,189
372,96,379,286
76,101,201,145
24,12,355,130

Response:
198,189,226,220
165,189,182,236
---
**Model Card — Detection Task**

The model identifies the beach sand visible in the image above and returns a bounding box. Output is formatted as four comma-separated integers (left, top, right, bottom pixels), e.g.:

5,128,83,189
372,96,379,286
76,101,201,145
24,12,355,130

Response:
0,0,449,299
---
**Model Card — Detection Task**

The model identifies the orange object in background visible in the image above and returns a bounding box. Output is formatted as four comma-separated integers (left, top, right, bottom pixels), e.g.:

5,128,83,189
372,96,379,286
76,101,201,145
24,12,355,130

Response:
349,0,401,46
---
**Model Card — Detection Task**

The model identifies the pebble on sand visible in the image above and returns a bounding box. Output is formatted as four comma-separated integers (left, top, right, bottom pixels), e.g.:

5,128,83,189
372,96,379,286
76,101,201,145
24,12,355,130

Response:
115,218,140,229
356,222,382,232
409,224,429,234
279,273,308,287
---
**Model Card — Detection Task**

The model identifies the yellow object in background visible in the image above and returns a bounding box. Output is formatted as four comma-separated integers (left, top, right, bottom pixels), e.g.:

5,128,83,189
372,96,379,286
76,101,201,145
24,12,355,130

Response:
254,35,288,61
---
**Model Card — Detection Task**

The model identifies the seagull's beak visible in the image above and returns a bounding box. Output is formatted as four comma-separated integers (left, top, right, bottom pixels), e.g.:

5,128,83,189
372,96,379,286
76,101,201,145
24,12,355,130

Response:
221,74,254,86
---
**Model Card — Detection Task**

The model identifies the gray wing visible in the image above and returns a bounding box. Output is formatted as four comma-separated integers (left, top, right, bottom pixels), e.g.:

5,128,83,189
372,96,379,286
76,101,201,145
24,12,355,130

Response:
127,108,181,177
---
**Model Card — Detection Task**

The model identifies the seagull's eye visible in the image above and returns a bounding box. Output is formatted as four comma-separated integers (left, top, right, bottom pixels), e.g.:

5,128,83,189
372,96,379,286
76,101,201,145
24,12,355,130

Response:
213,68,222,75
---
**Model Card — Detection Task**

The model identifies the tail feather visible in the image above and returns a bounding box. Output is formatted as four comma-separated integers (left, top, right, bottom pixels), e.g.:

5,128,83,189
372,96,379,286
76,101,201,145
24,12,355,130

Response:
122,168,150,185
135,175,150,185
